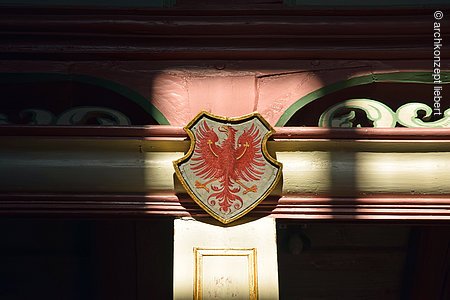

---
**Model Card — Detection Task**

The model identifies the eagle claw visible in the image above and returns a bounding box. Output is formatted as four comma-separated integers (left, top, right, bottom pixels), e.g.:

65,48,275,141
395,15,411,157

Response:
243,185,257,194
195,180,210,192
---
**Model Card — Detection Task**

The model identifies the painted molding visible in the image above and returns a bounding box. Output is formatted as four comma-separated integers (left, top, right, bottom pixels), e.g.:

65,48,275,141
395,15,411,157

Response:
2,125,450,139
1,137,449,195
1,128,450,221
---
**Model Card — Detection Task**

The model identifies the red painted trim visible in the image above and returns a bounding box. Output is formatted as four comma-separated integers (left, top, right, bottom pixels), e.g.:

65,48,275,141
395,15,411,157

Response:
273,127,450,140
0,125,186,138
0,193,449,222
1,126,450,140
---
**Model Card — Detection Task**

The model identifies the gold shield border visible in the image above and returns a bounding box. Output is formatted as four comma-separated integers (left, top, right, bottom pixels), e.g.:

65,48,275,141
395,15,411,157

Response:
173,111,283,224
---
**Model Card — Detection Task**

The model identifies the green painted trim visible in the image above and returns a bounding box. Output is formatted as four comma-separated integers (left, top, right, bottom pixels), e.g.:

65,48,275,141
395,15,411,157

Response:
0,72,170,125
275,71,450,127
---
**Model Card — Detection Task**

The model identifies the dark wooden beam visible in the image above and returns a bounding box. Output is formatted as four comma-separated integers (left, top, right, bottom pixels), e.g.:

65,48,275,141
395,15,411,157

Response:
1,8,447,60
0,193,449,223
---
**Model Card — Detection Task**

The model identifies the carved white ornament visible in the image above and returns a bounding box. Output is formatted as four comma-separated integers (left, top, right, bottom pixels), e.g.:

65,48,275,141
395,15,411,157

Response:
319,99,450,128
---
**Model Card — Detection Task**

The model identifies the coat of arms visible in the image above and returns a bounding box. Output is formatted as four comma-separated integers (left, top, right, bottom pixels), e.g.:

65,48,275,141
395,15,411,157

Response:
173,111,282,224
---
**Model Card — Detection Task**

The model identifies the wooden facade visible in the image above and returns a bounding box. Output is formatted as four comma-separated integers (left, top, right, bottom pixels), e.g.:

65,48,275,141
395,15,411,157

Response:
1,1,450,299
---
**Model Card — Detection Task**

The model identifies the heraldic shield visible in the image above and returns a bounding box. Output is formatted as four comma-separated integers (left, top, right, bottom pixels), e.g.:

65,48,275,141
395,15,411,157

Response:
173,111,282,224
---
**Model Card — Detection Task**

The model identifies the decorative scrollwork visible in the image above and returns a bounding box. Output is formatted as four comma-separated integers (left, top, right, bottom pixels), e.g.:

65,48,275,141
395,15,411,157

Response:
56,107,130,125
0,114,9,125
396,102,450,128
20,109,55,125
319,99,450,128
0,106,130,126
319,99,397,128
0,109,54,125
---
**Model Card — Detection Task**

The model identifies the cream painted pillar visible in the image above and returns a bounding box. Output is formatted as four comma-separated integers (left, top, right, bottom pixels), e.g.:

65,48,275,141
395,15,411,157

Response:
173,217,279,300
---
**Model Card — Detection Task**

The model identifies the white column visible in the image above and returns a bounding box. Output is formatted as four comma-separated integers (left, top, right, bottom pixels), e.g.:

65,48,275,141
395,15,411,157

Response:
173,217,279,300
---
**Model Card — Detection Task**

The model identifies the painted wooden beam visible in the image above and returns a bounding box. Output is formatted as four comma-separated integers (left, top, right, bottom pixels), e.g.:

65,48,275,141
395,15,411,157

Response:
1,127,449,221
1,137,450,195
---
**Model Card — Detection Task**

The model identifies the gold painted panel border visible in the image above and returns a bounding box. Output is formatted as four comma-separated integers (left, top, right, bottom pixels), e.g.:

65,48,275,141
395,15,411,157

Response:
194,248,258,300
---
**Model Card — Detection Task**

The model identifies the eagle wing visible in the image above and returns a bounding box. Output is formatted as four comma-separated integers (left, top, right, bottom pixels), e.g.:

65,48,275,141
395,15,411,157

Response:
234,123,265,181
190,120,223,180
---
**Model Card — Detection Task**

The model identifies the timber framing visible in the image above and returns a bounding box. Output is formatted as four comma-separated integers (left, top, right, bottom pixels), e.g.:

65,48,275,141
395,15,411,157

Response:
1,126,449,222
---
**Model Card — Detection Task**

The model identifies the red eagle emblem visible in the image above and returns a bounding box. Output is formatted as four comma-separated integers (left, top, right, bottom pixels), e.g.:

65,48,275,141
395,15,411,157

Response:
174,112,282,224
